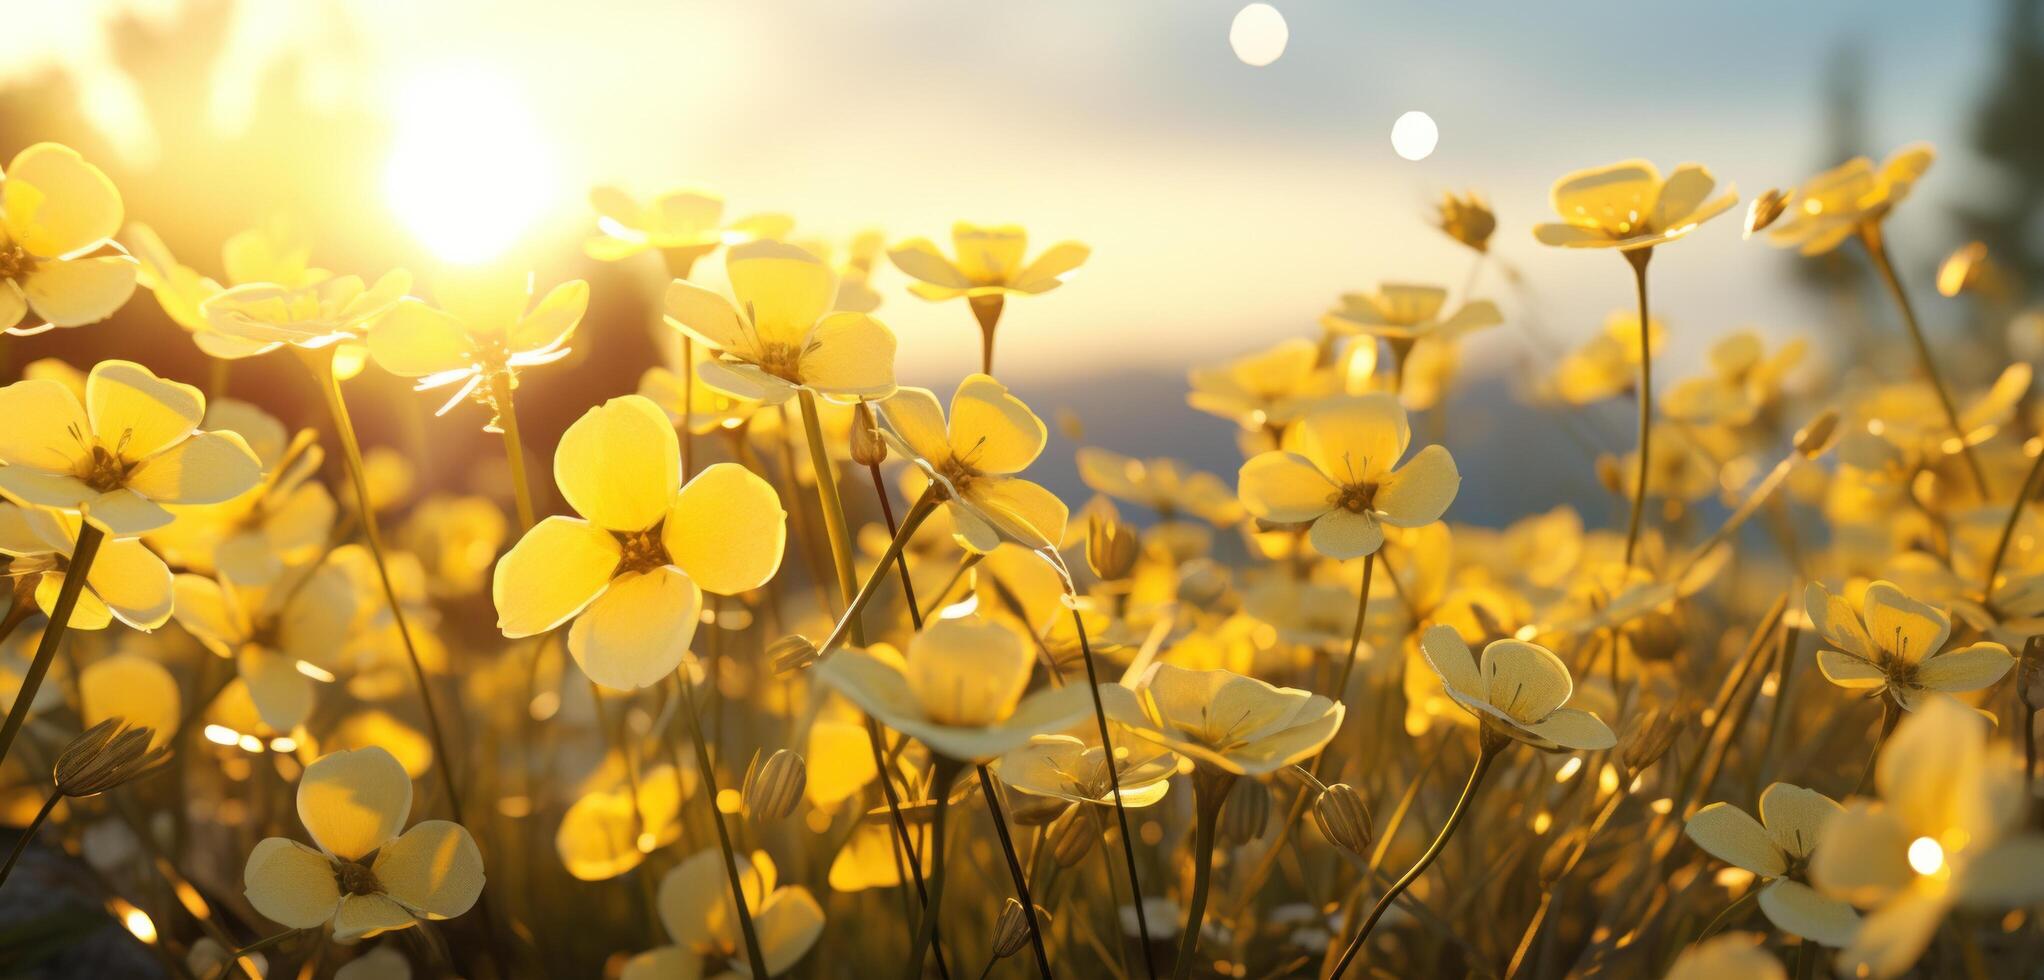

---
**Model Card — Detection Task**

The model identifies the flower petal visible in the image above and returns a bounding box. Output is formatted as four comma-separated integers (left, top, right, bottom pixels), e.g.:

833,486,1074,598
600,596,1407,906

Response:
368,300,472,379
87,359,203,461
1757,880,1860,947
754,887,827,975
1308,508,1383,560
662,462,785,595
81,488,174,535
241,647,315,732
22,255,137,327
879,387,952,464
1010,242,1090,293
297,746,413,861
0,377,87,471
127,430,264,506
1284,393,1409,485
1757,782,1842,861
373,820,485,920
1836,890,1949,980
886,238,971,289
948,374,1046,475
1478,639,1573,723
1375,444,1458,527
726,240,834,345
243,837,341,929
566,567,701,690
1860,581,1948,664
1418,625,1482,701
508,278,587,355
554,396,679,532
3,143,122,256
1815,647,1885,689
662,277,748,351
333,893,415,942
799,312,897,400
964,476,1068,551
1685,802,1786,876
1237,451,1335,523
85,537,173,630
1913,643,2012,693
1810,802,1915,906
492,516,621,638
1519,707,1615,751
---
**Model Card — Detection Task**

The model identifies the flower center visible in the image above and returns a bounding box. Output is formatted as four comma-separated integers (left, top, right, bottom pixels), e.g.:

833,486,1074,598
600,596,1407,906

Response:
752,341,807,383
1331,482,1378,514
933,457,977,498
0,242,35,281
335,860,382,896
613,525,672,576
77,441,134,494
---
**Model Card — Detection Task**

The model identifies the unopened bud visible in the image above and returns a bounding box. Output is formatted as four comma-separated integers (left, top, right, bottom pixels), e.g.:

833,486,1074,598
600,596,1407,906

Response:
56,719,168,798
1794,410,1840,459
1220,778,1270,846
850,402,888,467
992,899,1052,959
1006,792,1070,827
1620,707,1683,777
1312,783,1373,857
1046,803,1096,867
1595,455,1626,497
770,635,820,674
1087,515,1140,582
742,749,806,823
1743,189,1790,238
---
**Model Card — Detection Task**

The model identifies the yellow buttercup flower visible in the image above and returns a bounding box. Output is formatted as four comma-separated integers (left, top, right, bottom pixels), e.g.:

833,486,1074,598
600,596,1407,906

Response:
556,763,690,882
663,240,898,405
1111,663,1344,776
797,230,887,313
1416,626,1616,751
0,360,264,535
888,222,1088,301
1811,697,2044,978
1434,190,1497,253
1661,331,1805,429
0,504,171,630
0,143,137,336
637,342,761,436
1320,284,1501,345
172,564,357,733
200,268,411,357
492,395,786,689
130,219,326,358
585,186,792,271
1767,144,1934,256
1532,159,1737,250
368,268,589,417
146,399,333,587
1236,393,1460,559
243,747,484,941
1805,581,2011,710
1553,311,1666,405
813,618,1095,762
879,374,1069,552
1685,783,1861,945
1187,337,1341,433
398,495,508,598
622,849,824,980
997,731,1178,809
1666,934,1785,980
1075,447,1242,526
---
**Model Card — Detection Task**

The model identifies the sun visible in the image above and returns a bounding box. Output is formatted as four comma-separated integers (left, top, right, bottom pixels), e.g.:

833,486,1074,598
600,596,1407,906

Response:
383,64,556,264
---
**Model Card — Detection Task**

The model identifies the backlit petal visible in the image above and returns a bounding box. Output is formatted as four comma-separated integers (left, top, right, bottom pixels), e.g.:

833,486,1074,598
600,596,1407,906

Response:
567,567,702,690
243,837,341,929
1237,451,1335,523
799,312,897,400
662,462,786,595
374,820,485,919
554,396,679,532
1685,802,1786,876
948,374,1046,475
297,746,413,861
86,359,203,461
22,255,137,327
492,516,620,638
1375,444,1458,527
127,430,264,505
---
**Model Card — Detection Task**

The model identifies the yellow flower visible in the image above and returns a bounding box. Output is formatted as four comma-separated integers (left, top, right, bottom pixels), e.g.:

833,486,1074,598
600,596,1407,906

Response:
1666,934,1785,980
0,143,137,336
1434,190,1496,253
663,241,898,404
813,617,1095,762
585,186,792,267
1187,338,1341,432
0,360,264,535
243,747,484,941
997,731,1178,808
637,342,760,436
1532,159,1737,250
1320,284,1501,344
0,505,171,630
1685,783,1861,945
1553,310,1666,405
1805,581,2011,710
492,395,786,689
1767,144,1934,256
1416,626,1615,750
145,399,333,586
1811,697,2044,978
887,222,1088,301
200,269,411,356
1236,393,1459,559
129,219,326,358
1109,663,1343,776
797,230,888,313
622,849,824,980
879,375,1069,552
398,495,509,598
1661,331,1805,428
1075,447,1242,526
172,564,357,733
555,763,690,882
368,268,589,415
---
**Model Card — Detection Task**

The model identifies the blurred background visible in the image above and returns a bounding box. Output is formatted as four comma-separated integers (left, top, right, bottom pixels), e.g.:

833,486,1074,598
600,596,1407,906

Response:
2,0,2037,524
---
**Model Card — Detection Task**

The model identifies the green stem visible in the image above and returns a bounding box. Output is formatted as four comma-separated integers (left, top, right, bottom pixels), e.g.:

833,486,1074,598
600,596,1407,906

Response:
969,295,1004,376
1070,604,1158,980
492,369,538,532
0,522,103,766
676,668,769,979
0,791,59,887
977,767,1052,978
1330,551,1377,708
797,388,863,645
1694,887,1758,943
1860,223,1990,498
1855,697,1901,797
818,494,938,657
1621,247,1654,569
1171,768,1235,980
1329,735,1499,979
1983,445,2044,600
903,757,965,980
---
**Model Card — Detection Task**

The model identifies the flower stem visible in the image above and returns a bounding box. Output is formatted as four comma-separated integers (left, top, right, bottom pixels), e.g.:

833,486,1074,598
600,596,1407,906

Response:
1330,551,1377,707
300,351,464,825
904,757,965,980
1983,443,2044,600
1854,696,1902,797
1329,735,1500,979
1859,222,1990,498
0,522,103,767
1172,767,1235,980
797,388,864,644
818,493,939,657
0,791,59,887
976,767,1053,978
1621,247,1654,569
969,295,1004,376
226,929,303,961
1071,603,1159,980
870,463,923,621
676,666,770,979
1694,886,1758,943
491,368,537,532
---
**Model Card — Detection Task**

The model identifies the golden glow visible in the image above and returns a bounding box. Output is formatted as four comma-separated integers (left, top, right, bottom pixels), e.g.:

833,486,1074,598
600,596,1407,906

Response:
203,724,239,747
112,900,157,944
294,660,337,683
1555,756,1583,782
384,64,557,264
1229,5,1289,67
1907,836,1945,876
1391,111,1439,162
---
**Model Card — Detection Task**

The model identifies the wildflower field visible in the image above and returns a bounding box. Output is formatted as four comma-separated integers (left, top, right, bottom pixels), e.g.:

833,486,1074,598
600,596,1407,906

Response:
2,4,2042,979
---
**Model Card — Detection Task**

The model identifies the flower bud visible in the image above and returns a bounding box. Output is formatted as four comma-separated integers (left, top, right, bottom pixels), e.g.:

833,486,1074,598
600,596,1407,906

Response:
991,899,1052,959
1435,190,1496,254
850,402,888,467
770,635,820,674
1743,188,1790,238
1087,515,1140,583
1220,778,1270,846
1793,410,1840,459
742,749,806,823
1937,242,1990,298
1312,783,1373,857
1595,454,1626,497
1046,803,1096,867
56,719,168,798
1620,707,1683,777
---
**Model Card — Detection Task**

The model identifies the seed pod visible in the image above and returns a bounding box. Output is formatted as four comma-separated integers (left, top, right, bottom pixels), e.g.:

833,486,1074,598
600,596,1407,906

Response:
850,402,888,467
991,898,1052,959
1793,410,1840,459
1312,783,1373,857
1620,707,1684,777
1220,778,1270,846
742,749,806,823
1743,188,1790,237
1046,803,1096,867
1087,515,1140,582
56,719,168,798
770,635,820,674
1005,792,1070,827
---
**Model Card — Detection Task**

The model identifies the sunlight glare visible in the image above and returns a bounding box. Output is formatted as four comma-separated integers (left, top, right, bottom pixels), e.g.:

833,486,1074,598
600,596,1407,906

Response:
1391,111,1438,161
1230,5,1289,67
385,65,556,264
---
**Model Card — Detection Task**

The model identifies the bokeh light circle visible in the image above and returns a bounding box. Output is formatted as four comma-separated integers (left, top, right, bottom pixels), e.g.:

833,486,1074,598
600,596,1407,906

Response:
1230,4,1289,67
1391,110,1439,161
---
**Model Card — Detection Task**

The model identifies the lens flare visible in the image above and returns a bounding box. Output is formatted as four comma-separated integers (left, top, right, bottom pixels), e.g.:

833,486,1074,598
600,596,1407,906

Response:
1230,5,1289,67
1391,111,1439,161
384,64,557,264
